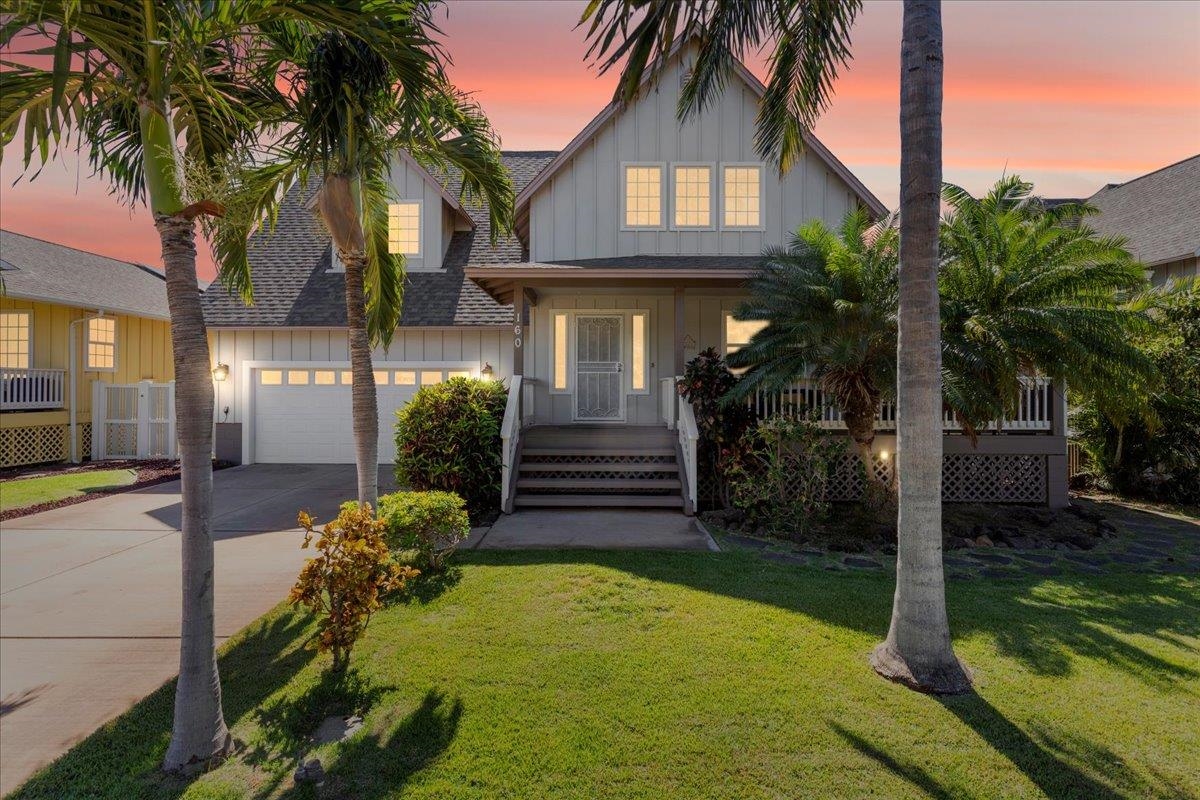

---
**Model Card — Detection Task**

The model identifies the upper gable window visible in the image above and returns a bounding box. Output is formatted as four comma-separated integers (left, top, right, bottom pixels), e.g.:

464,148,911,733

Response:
622,164,664,229
672,164,713,229
722,164,764,229
388,201,421,256
86,317,117,371
1,311,31,369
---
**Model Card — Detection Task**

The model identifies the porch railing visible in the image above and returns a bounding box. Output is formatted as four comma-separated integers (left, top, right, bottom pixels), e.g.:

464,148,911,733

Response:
676,381,700,513
752,376,1054,433
1,368,66,411
500,375,523,514
660,376,678,429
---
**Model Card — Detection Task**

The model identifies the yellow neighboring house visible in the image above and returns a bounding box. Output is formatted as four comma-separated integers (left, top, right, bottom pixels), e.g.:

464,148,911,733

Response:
1,230,173,467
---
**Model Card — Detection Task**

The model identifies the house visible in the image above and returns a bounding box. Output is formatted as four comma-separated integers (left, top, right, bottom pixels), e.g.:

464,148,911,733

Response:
1085,154,1200,285
0,230,174,467
201,46,1068,511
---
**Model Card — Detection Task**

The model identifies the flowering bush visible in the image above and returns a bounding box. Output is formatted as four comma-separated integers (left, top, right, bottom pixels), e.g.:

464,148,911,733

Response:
289,504,418,672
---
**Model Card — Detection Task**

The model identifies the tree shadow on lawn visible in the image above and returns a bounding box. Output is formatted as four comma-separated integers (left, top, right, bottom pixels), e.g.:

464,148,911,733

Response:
459,549,1200,688
8,610,318,800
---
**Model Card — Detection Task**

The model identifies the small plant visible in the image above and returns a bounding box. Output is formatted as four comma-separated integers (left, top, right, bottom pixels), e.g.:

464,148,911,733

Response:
677,348,755,509
394,377,507,522
726,415,845,538
289,505,418,672
378,491,470,571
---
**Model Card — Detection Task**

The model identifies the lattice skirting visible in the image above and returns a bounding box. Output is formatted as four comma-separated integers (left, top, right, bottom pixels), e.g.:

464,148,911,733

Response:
1,422,94,468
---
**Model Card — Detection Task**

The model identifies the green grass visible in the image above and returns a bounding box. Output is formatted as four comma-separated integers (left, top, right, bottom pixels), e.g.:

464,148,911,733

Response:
0,468,137,512
12,552,1199,799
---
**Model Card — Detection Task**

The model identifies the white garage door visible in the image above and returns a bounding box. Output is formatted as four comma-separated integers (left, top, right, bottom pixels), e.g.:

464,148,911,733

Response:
252,365,473,464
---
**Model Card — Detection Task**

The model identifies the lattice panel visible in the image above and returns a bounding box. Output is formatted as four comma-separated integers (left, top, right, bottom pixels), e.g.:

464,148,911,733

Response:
522,468,675,481
524,486,674,496
104,422,138,459
824,453,895,502
523,454,676,465
943,454,1046,503
1,424,67,467
79,422,93,461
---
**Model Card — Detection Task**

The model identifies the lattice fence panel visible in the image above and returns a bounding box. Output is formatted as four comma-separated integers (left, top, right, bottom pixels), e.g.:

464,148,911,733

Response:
79,423,93,461
522,454,675,465
1,424,68,468
523,468,674,480
942,454,1046,503
824,453,895,501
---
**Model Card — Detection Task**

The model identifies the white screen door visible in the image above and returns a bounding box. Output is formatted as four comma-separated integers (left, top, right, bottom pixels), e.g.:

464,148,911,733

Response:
574,314,625,421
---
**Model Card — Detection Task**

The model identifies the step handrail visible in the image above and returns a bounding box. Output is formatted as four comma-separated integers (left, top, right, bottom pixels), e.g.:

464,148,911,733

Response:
500,375,522,513
676,378,700,513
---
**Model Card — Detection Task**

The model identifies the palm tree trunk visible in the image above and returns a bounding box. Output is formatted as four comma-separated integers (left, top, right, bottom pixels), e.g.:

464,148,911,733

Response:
871,0,971,694
342,248,380,509
158,213,233,771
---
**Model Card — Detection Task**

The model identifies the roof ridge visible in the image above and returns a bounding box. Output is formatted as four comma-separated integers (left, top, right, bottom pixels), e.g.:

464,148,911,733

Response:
501,150,560,156
0,228,165,280
1093,153,1200,195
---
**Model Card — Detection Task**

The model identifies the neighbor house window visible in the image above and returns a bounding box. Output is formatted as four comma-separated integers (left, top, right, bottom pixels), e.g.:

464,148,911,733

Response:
724,312,768,357
0,311,31,369
623,164,664,228
672,165,712,228
387,201,421,256
630,311,649,393
551,311,569,392
722,164,763,228
86,317,116,371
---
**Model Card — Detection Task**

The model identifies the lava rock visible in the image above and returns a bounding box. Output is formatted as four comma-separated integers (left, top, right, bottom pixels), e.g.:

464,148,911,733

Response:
295,758,325,785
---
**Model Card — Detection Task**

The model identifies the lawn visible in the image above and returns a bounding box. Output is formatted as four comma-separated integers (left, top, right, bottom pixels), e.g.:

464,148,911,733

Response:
0,468,137,513
12,551,1198,800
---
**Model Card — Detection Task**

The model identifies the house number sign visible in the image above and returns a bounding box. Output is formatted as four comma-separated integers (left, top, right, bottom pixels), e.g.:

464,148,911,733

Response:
513,323,522,349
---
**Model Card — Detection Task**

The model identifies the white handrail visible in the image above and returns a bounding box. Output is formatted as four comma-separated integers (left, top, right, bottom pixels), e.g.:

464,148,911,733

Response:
0,368,66,410
500,375,523,513
676,381,700,512
660,376,677,429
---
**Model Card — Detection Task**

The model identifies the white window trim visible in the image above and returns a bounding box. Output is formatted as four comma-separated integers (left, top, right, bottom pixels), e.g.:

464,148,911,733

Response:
669,162,716,231
1,310,32,370
388,198,424,259
85,317,118,373
620,161,667,232
549,311,571,395
719,161,767,232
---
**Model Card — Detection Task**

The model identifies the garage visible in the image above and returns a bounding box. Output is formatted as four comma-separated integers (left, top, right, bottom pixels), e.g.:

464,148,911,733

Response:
249,363,475,464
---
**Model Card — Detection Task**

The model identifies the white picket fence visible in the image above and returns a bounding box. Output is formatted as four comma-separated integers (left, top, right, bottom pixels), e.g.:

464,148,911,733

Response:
91,380,177,460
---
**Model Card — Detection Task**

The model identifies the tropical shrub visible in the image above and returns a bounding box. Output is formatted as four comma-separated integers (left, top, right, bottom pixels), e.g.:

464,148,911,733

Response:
290,505,417,672
394,377,507,521
727,415,846,537
678,348,755,509
378,490,470,571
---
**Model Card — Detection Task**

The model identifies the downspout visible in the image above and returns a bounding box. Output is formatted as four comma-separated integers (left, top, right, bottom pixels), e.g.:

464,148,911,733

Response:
68,311,104,463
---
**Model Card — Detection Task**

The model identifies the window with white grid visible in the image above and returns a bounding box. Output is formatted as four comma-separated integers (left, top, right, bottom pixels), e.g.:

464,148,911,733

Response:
86,317,116,371
722,165,763,228
388,201,421,255
623,165,663,228
673,165,712,228
1,311,31,369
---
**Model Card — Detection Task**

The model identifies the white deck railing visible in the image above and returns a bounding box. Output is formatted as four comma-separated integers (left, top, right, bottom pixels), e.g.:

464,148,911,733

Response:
752,376,1054,432
660,376,678,429
500,375,523,513
676,383,700,512
1,368,66,410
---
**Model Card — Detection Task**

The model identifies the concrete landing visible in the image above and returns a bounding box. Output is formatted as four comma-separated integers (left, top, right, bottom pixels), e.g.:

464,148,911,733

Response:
476,509,715,551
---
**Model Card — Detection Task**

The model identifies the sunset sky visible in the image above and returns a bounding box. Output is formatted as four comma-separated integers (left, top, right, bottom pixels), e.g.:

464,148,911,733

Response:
2,0,1197,280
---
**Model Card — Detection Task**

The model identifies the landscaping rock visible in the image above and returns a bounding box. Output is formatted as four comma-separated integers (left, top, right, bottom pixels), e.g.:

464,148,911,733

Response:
762,551,808,566
724,534,770,550
1016,553,1057,566
295,758,325,786
972,552,1013,565
980,567,1015,579
843,556,883,570
975,535,994,547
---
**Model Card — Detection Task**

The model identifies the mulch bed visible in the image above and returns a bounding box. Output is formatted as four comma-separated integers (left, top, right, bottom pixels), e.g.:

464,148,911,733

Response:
0,459,233,522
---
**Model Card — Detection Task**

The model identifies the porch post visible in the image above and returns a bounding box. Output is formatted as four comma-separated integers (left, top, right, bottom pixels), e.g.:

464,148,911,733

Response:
673,287,686,377
512,282,525,377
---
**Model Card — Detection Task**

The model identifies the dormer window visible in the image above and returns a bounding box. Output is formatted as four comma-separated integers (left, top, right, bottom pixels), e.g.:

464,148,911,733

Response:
388,201,421,256
672,164,713,229
722,164,764,229
622,164,664,229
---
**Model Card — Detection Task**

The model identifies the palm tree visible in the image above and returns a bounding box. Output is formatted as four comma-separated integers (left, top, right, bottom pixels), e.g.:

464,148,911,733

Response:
0,0,434,771
868,0,971,694
220,23,513,510
726,209,898,479
938,176,1154,433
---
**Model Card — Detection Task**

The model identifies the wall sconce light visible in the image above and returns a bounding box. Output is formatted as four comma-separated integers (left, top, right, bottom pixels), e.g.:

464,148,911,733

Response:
211,363,230,382
878,449,890,461
480,362,494,379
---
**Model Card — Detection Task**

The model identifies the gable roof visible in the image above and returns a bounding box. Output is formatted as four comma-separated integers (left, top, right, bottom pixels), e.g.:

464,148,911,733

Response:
1085,154,1200,267
200,152,558,328
513,44,888,235
0,230,169,320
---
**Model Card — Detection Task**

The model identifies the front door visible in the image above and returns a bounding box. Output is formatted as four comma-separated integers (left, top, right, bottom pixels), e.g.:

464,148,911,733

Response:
574,314,625,421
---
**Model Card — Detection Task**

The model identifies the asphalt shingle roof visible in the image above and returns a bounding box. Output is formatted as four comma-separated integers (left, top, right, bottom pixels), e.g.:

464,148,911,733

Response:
1085,155,1200,267
201,151,558,328
0,230,169,319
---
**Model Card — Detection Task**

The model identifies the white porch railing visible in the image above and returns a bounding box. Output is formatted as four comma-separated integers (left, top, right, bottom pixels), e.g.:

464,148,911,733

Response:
676,381,700,513
91,380,177,460
752,376,1054,432
1,368,66,410
500,375,523,514
660,376,678,429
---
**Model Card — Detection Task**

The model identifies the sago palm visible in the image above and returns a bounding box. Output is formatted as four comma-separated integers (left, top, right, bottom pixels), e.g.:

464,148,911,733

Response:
0,0,438,772
726,208,898,478
939,175,1154,434
219,20,513,509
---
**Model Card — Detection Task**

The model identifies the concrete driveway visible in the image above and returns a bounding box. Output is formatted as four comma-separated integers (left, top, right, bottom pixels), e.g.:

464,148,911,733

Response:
0,463,393,795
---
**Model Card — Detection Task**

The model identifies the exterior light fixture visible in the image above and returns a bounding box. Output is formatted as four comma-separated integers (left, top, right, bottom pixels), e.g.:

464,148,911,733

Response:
211,363,230,382
879,450,890,461
480,362,494,378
